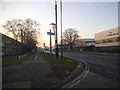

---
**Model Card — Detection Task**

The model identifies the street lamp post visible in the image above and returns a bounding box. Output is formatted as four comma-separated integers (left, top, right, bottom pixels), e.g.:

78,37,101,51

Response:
50,1,59,58
60,0,63,58
49,29,52,54
55,0,59,58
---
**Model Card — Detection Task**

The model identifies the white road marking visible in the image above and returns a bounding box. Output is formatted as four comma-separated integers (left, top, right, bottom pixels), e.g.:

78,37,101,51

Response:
63,65,89,88
68,69,90,88
35,55,37,61
68,79,81,88
83,68,89,78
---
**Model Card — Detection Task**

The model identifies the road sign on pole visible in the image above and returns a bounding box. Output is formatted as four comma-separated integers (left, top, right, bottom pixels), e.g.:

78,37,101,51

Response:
47,32,55,35
47,29,55,54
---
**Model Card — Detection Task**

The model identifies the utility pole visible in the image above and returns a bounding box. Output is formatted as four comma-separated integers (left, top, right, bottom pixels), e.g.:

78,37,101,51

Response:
50,29,52,54
55,0,59,58
43,43,45,49
60,0,63,58
21,28,23,54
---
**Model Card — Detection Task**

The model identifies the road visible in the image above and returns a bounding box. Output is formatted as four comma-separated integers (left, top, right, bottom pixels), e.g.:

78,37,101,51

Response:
63,51,119,88
2,51,119,88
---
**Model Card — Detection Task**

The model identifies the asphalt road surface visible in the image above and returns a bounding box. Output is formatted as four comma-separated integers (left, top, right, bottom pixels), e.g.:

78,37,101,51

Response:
3,51,119,88
63,51,119,88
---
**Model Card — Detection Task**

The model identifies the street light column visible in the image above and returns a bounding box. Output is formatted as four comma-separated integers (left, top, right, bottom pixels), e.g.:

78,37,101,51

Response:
55,0,59,58
60,0,63,58
50,29,52,54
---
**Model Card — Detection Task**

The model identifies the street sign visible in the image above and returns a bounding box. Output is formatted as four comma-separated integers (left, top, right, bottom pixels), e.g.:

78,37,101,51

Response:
47,32,55,35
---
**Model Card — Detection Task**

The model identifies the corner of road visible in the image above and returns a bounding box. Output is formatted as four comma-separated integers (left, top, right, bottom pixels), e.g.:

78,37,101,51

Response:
41,51,89,88
51,62,89,88
2,51,89,88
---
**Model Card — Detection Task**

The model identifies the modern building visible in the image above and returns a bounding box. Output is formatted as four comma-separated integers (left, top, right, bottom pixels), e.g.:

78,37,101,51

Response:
70,38,95,51
74,38,96,47
95,27,120,52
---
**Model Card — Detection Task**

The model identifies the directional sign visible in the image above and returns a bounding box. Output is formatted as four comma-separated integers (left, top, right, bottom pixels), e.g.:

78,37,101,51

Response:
47,32,55,35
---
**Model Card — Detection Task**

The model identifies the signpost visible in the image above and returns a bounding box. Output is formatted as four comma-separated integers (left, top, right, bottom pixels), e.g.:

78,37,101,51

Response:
47,32,55,35
47,29,55,54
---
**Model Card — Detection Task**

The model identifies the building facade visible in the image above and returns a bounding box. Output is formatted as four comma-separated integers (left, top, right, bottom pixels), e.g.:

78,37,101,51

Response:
95,28,120,52
72,38,96,51
75,38,96,47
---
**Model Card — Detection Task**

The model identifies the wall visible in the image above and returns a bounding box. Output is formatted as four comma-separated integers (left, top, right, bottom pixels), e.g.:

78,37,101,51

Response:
1,33,23,56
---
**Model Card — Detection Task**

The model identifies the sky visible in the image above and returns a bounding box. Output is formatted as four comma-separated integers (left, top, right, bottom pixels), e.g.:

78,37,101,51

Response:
0,0,118,47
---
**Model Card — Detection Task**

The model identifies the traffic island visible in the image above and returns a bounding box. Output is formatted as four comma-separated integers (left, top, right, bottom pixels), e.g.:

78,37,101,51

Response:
41,52,88,88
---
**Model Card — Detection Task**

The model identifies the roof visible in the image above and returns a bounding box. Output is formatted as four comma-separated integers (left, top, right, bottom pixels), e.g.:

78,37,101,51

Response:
77,38,95,42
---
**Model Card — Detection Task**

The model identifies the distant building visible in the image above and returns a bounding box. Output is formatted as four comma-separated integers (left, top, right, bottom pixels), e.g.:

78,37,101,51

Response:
95,27,120,52
58,38,96,51
75,38,96,47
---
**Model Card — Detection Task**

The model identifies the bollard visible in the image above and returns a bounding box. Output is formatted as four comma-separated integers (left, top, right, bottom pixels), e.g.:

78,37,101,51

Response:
19,56,21,59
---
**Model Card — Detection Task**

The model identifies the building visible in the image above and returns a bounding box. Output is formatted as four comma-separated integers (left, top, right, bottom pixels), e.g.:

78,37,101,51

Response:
0,33,23,56
75,38,96,47
71,38,95,51
95,27,120,52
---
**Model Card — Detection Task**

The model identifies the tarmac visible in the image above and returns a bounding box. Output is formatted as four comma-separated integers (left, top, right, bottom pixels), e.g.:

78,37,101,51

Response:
2,52,86,88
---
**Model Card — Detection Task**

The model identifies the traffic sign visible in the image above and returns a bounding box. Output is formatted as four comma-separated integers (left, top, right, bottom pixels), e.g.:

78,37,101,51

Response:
47,32,55,35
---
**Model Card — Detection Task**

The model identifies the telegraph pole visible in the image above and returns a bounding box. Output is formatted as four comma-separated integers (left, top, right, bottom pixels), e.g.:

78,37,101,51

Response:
43,43,45,49
50,29,52,54
60,0,63,58
55,0,59,58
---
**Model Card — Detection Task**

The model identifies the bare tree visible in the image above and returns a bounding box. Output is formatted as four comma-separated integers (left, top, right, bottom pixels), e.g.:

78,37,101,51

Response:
3,18,40,53
62,28,79,50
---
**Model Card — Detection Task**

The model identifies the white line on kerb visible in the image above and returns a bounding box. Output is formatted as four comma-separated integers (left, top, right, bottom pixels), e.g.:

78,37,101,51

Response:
35,55,37,61
83,69,89,78
63,65,89,88
68,68,89,88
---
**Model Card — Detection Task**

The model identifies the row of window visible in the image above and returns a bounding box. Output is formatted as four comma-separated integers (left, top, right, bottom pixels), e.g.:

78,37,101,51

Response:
96,37,120,44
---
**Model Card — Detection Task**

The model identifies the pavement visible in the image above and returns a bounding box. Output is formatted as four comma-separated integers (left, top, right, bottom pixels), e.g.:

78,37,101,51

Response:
3,52,59,88
2,51,87,88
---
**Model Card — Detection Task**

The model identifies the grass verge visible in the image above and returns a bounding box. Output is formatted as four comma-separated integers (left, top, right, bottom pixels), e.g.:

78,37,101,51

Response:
41,52,78,81
2,55,28,67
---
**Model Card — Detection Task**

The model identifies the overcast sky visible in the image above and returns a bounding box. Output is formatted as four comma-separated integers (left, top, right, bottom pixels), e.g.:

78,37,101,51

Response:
0,0,118,47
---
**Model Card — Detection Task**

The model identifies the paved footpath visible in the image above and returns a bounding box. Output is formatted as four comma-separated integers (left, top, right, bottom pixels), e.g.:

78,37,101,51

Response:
2,52,59,88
